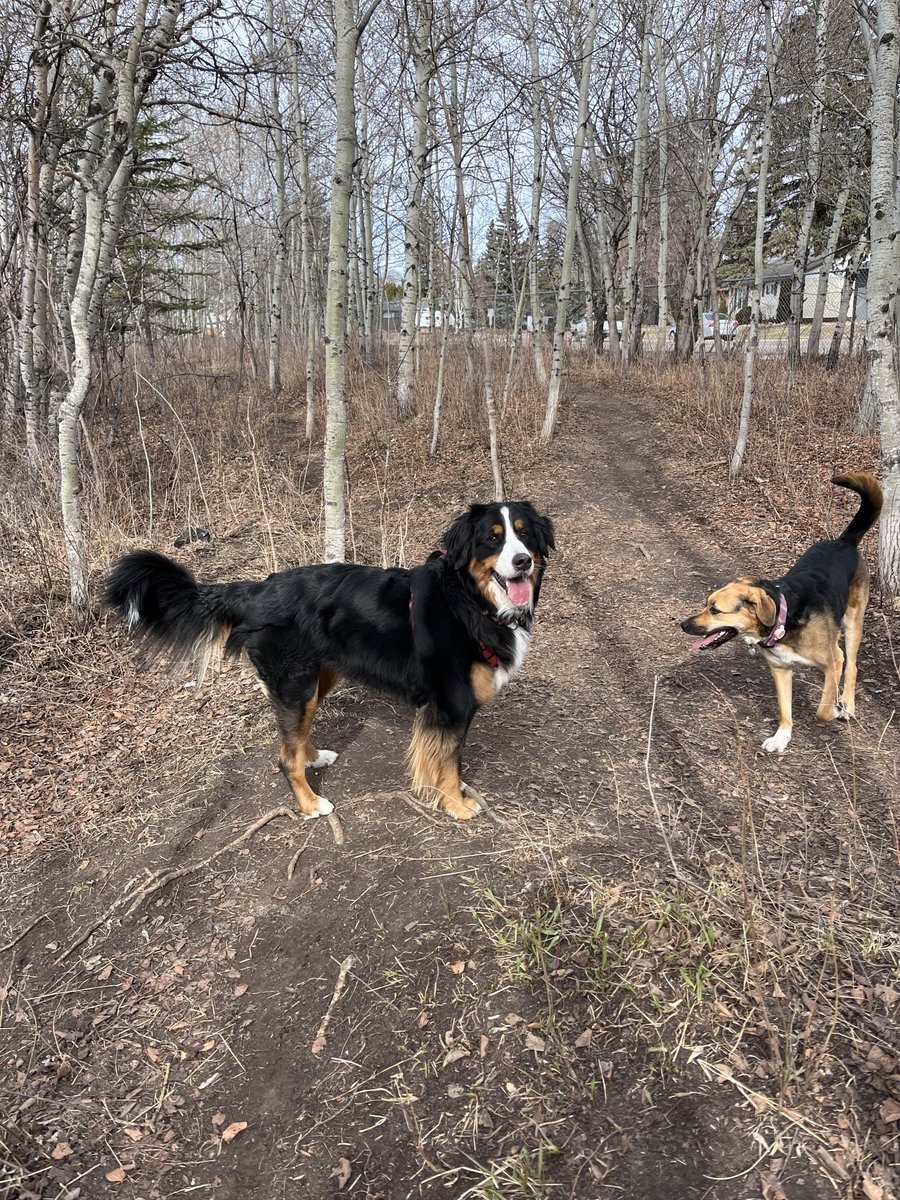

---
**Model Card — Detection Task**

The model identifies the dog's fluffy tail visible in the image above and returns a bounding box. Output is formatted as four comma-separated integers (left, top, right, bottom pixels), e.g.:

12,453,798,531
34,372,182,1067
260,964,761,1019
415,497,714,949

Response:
104,550,240,679
832,472,883,545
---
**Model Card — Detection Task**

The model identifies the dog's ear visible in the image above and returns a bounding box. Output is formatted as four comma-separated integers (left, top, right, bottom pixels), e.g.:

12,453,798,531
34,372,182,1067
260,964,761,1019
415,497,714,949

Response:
516,502,555,557
746,586,776,628
442,508,477,570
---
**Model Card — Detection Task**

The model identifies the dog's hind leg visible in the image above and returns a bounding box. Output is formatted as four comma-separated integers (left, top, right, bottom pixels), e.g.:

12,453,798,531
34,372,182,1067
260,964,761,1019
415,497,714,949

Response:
407,708,481,820
815,643,845,723
762,665,794,753
273,687,335,819
840,571,869,717
305,668,341,769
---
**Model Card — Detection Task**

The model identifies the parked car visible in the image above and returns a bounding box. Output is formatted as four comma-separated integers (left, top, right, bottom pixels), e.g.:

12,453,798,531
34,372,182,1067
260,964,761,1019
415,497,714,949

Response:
701,312,737,339
668,313,737,344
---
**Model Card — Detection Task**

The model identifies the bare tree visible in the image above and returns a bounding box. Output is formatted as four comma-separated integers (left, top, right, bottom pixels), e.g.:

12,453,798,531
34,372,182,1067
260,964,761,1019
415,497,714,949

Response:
541,0,598,443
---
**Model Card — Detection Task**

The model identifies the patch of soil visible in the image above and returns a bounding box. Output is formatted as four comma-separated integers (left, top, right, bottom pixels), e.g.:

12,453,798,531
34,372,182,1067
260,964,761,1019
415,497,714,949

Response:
2,381,898,1200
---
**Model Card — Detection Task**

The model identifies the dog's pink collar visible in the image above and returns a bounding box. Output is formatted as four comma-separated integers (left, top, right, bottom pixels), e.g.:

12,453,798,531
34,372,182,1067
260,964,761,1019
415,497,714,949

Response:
761,592,788,647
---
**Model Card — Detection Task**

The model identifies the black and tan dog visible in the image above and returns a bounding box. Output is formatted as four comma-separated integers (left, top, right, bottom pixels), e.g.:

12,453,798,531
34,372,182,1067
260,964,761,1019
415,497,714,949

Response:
105,502,554,820
680,473,882,753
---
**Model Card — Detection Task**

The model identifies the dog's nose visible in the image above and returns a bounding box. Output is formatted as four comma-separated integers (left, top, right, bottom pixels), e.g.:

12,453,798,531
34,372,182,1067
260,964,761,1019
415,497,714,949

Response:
680,619,693,633
512,553,533,573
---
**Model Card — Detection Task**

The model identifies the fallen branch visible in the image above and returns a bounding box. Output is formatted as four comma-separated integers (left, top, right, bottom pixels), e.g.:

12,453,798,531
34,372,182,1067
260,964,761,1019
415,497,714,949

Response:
311,955,356,1055
0,912,53,954
58,807,298,963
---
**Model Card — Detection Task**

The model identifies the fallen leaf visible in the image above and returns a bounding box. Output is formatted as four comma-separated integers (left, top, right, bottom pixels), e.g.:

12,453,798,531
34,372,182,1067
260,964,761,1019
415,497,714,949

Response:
862,1177,884,1200
416,1010,430,1029
122,1128,142,1143
443,1046,470,1068
221,1121,248,1142
105,1167,127,1183
449,960,466,975
525,1031,546,1052
479,1035,489,1058
234,984,248,997
331,1158,352,1189
879,1098,900,1124
97,964,112,981
574,1029,592,1049
212,1113,227,1127
145,1046,160,1063
51,1142,73,1160
202,1039,216,1052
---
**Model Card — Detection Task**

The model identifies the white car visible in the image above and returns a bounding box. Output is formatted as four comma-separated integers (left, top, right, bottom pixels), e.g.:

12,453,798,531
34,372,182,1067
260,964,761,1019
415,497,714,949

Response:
669,313,737,343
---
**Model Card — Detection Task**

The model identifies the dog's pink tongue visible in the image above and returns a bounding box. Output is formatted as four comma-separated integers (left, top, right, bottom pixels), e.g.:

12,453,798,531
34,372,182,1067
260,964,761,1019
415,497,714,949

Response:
508,579,532,607
692,633,718,651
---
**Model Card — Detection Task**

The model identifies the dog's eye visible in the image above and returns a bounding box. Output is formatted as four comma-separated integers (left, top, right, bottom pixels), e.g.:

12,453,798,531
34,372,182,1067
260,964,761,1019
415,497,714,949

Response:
709,605,719,616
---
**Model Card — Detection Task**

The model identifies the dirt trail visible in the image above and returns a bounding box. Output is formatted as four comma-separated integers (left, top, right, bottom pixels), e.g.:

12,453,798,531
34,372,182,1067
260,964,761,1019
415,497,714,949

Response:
3,385,898,1200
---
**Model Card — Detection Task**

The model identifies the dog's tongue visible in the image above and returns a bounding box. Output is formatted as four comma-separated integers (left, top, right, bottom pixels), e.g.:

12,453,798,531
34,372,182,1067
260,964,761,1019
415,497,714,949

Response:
692,633,720,651
507,578,532,607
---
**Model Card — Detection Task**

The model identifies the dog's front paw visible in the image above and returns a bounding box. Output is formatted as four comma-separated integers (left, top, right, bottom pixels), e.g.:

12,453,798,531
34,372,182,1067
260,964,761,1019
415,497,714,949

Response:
443,792,482,820
835,702,853,722
301,795,334,819
762,728,792,754
308,749,339,769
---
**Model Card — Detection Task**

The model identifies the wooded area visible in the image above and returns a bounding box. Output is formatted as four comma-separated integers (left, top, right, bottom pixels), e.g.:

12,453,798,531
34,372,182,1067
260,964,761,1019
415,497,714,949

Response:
0,0,898,593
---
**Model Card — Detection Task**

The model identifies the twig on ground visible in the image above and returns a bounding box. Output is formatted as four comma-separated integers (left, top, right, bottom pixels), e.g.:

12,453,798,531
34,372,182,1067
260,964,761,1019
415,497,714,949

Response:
0,912,54,954
58,807,298,963
287,831,315,880
326,811,345,845
311,955,356,1055
645,677,685,882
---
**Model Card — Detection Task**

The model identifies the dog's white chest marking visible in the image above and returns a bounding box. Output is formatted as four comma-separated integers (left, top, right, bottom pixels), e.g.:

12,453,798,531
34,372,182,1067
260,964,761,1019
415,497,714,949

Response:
757,642,815,669
494,626,531,694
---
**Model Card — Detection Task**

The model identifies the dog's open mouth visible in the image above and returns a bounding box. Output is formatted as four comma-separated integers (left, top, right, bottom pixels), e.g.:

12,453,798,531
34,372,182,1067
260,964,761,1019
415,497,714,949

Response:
492,570,532,607
691,628,738,652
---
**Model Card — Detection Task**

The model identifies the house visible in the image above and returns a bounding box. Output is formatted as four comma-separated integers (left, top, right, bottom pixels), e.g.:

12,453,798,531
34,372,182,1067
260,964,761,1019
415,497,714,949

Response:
725,253,867,322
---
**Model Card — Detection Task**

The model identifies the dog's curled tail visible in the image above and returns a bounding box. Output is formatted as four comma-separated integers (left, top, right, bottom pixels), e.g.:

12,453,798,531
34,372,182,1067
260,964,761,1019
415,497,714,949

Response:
104,550,236,679
832,472,883,545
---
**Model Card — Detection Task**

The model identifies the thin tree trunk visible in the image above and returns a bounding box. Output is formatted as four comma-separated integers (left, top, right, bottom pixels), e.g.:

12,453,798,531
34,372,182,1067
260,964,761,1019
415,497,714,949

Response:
267,0,287,393
397,0,432,420
655,0,669,364
526,0,547,384
807,174,849,359
323,0,360,562
788,0,829,369
620,3,653,372
827,231,866,369
731,0,775,479
862,0,900,590
542,0,599,442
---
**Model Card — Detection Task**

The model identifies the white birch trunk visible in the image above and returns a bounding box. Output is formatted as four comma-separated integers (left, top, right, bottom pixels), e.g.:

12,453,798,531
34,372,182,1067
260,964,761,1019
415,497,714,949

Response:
654,0,669,363
397,0,432,420
620,5,653,372
542,0,599,443
788,0,829,369
267,0,287,394
807,174,849,359
862,0,900,591
731,0,775,479
526,0,547,384
323,0,360,562
826,231,866,369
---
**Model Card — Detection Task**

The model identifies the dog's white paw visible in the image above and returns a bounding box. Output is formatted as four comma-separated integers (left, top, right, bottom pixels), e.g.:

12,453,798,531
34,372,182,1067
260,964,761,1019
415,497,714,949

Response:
762,728,792,754
302,796,334,819
835,703,852,722
308,749,338,769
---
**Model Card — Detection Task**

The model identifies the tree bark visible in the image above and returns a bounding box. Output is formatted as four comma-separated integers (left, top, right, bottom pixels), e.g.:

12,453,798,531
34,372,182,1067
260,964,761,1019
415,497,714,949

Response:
542,0,599,442
397,0,432,420
787,0,829,369
731,0,775,479
323,0,361,562
620,3,653,372
860,0,900,590
807,172,849,359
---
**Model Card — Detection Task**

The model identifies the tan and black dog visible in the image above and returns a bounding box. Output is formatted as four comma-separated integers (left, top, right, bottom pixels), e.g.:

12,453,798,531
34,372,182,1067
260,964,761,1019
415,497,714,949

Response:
681,473,882,753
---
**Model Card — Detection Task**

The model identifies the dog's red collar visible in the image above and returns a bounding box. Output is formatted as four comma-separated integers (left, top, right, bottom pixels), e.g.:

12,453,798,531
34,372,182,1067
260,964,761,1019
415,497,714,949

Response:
761,592,788,647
